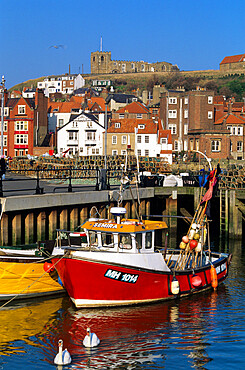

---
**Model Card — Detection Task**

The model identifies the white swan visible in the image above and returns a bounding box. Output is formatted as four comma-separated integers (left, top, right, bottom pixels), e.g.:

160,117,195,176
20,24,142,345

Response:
54,339,72,365
83,327,100,348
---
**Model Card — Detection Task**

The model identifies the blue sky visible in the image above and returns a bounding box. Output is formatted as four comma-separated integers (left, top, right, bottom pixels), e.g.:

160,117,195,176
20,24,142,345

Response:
0,0,244,89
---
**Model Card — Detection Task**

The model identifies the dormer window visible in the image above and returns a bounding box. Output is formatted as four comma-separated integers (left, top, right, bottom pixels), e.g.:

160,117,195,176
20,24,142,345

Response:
18,105,25,114
137,114,142,119
119,114,124,119
161,138,167,144
138,124,145,129
169,97,177,104
53,108,59,112
115,122,121,128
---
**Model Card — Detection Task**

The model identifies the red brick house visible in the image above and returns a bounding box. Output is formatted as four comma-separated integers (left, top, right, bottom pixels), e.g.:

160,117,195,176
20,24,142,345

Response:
2,89,48,157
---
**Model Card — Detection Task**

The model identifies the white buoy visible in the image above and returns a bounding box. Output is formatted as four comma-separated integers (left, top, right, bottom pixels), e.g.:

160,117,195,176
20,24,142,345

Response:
83,327,100,348
54,339,72,365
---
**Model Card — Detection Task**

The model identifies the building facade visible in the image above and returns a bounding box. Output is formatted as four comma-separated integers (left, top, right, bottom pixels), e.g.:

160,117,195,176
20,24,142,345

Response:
220,54,245,72
38,74,85,95
91,51,179,74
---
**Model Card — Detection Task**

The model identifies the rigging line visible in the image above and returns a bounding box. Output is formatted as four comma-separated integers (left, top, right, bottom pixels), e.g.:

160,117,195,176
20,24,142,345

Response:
0,253,66,310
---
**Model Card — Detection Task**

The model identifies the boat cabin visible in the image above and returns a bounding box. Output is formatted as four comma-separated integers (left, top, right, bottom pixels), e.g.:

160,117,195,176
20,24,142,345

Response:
79,207,167,254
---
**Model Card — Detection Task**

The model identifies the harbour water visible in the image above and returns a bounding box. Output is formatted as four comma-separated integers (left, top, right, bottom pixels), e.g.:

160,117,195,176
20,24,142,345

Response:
0,238,244,370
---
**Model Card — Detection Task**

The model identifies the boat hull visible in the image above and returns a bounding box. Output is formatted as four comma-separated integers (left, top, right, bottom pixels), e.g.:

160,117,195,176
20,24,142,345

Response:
0,257,64,302
53,253,230,308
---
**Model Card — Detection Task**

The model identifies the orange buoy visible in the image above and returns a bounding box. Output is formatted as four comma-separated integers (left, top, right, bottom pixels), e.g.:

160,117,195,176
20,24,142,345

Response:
210,265,218,290
179,241,186,250
43,261,55,273
182,235,189,244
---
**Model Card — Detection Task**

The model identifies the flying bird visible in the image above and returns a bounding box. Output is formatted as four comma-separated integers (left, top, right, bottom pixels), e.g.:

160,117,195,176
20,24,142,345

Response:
49,45,65,49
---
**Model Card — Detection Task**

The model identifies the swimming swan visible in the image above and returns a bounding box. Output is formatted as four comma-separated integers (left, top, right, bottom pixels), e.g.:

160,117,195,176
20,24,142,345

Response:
83,328,100,348
54,339,72,365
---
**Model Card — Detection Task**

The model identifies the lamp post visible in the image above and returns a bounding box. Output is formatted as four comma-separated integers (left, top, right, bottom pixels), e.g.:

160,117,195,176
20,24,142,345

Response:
0,75,5,157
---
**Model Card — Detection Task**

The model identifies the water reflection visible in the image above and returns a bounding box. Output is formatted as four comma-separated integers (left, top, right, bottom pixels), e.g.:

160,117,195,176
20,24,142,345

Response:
0,238,243,369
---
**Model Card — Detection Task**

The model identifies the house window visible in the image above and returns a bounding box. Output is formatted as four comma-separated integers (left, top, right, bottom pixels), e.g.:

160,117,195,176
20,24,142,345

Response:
138,124,145,129
184,123,188,135
131,63,135,69
169,97,177,104
137,149,141,156
137,135,141,143
121,135,127,144
232,127,236,135
122,64,126,72
80,147,83,153
121,150,127,155
174,140,179,151
227,125,232,134
96,148,99,154
112,135,117,144
237,141,243,152
208,96,213,104
14,134,28,144
4,121,7,131
208,111,213,119
92,148,95,154
15,121,28,131
169,124,177,135
59,119,64,127
168,110,177,118
3,135,7,146
112,150,118,155
211,140,221,152
86,132,95,141
190,139,194,151
18,105,26,114
141,64,145,71
115,122,121,128
184,97,188,105
196,139,199,151
237,126,243,136
4,107,8,116
145,135,149,143
184,110,188,118
184,140,188,151
161,138,167,144
145,149,149,156
118,114,124,119
137,114,142,119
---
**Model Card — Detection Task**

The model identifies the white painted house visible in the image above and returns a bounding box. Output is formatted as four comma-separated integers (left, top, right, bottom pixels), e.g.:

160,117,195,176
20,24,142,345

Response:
57,112,105,156
38,74,85,96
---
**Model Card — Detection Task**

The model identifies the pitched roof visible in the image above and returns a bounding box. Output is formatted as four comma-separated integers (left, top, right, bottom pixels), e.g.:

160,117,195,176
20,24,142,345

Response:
108,119,157,134
106,93,141,104
214,113,245,125
158,129,172,144
220,54,245,65
116,101,149,114
87,97,106,111
48,99,83,113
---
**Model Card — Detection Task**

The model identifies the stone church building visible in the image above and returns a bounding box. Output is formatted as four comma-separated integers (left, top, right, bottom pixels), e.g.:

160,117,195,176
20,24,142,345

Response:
91,51,179,74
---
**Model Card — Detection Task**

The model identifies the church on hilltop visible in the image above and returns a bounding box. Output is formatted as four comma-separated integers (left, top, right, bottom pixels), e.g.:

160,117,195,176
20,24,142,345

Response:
91,51,179,74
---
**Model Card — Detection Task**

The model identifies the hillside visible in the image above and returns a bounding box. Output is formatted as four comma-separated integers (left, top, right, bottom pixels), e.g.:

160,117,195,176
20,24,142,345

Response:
10,69,245,100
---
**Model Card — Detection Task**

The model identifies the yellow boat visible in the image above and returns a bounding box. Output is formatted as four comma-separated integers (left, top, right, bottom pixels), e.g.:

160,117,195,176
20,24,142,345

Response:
0,254,65,302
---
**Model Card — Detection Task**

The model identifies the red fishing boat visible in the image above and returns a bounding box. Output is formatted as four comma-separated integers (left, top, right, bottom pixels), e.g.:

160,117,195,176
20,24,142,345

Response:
52,169,232,308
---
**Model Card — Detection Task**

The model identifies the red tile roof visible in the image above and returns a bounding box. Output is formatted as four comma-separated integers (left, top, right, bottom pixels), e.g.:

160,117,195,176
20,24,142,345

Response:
108,119,157,134
87,97,106,111
48,100,83,113
158,129,172,144
214,113,245,125
116,101,149,114
220,54,245,65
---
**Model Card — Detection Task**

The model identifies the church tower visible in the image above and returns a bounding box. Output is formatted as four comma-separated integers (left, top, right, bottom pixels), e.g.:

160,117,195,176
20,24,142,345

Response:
91,51,112,74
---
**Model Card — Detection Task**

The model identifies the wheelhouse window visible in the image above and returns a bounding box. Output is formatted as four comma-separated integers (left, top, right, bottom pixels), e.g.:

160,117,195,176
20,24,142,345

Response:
88,231,98,247
119,233,132,249
135,233,142,249
145,232,152,249
101,232,114,248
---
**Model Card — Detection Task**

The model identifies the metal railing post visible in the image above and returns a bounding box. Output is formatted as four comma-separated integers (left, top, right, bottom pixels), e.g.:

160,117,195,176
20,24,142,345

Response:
95,167,99,191
0,173,3,197
68,168,72,192
35,166,42,194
